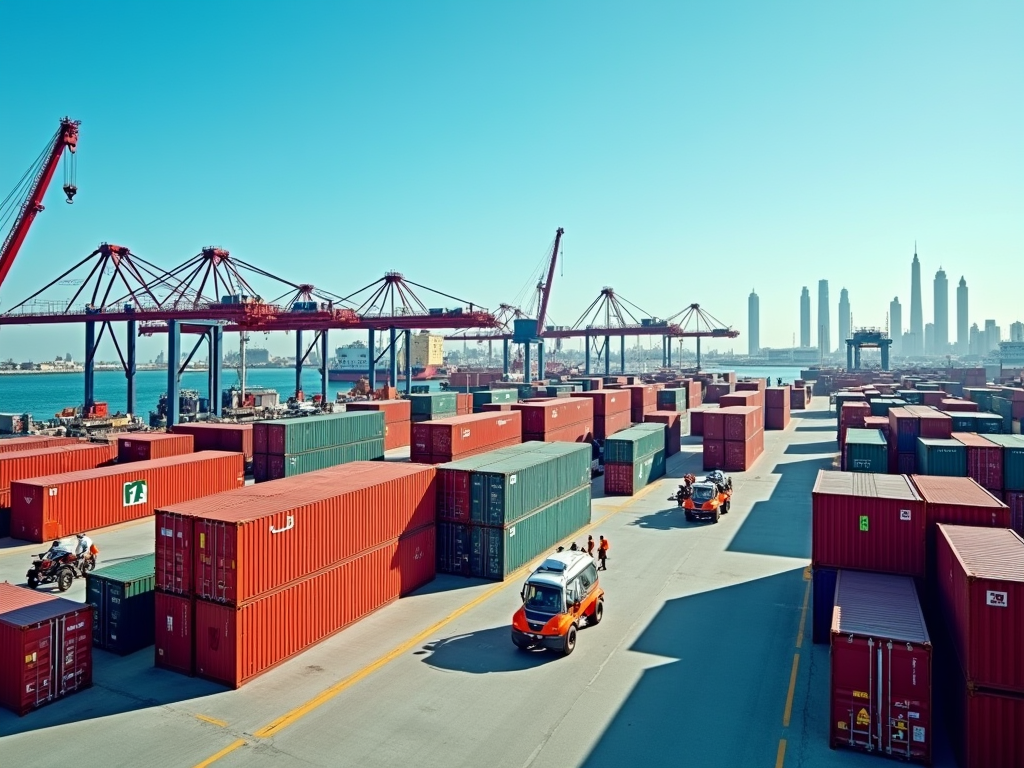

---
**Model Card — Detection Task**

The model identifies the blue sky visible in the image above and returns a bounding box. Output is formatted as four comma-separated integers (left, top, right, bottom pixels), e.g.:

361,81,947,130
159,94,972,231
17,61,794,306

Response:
0,1,1021,362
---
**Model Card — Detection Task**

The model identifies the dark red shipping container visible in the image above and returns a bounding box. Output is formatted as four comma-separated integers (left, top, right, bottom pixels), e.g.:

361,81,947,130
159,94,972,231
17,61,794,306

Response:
829,570,932,764
790,387,807,410
384,420,411,451
703,410,725,441
422,411,522,456
523,420,594,444
154,591,194,675
889,408,921,453
953,432,1003,491
720,390,764,409
703,440,725,471
0,436,79,454
0,583,92,716
156,511,195,594
946,667,1024,768
624,384,658,412
910,475,1010,543
594,410,632,441
10,451,246,543
862,415,890,441
512,398,593,433
345,399,412,424
412,437,522,465
936,525,1024,692
189,462,436,606
765,404,791,431
703,383,733,403
0,443,115,495
1009,492,1024,536
735,380,765,393
906,406,953,439
397,524,436,596
689,405,715,437
252,452,268,482
571,390,630,417
117,433,194,463
724,430,763,472
194,540,400,688
940,398,979,412
840,402,871,428
721,406,762,440
480,403,513,412
811,471,926,577
171,423,253,459
643,411,681,456
765,386,790,408
921,391,947,407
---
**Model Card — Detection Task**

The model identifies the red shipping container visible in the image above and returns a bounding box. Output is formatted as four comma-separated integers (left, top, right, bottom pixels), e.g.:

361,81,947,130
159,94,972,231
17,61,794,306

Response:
384,420,411,451
840,402,871,428
863,415,890,439
724,430,763,472
765,405,790,431
946,666,1024,768
689,405,715,436
921,391,947,406
480,403,513,412
940,399,979,412
412,437,522,465
594,410,632,441
703,410,725,441
1008,491,1024,536
704,383,733,403
829,571,932,764
523,419,594,444
156,511,196,594
721,406,762,440
735,380,765,393
936,525,1024,692
512,398,593,433
603,462,651,495
427,411,522,456
172,423,253,459
117,433,194,463
906,406,953,439
398,524,436,596
910,475,1010,535
811,471,927,578
190,462,435,606
765,386,790,408
953,432,1003,491
456,393,473,415
790,388,807,410
11,451,245,543
0,583,92,716
194,540,400,688
624,384,658,412
154,591,194,675
346,399,412,424
720,390,764,409
0,443,115,495
643,411,681,456
889,408,921,452
571,390,630,416
0,436,79,454
703,439,725,471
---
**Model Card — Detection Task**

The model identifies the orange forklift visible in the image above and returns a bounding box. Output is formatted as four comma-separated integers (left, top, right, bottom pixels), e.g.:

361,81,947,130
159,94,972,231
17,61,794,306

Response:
670,470,733,523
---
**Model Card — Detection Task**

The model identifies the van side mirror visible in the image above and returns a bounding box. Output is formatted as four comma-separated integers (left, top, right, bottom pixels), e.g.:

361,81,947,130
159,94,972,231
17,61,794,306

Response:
520,588,526,602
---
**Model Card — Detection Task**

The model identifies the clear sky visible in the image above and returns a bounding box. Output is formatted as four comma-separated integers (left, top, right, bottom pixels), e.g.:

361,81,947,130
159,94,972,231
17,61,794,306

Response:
0,1,1021,363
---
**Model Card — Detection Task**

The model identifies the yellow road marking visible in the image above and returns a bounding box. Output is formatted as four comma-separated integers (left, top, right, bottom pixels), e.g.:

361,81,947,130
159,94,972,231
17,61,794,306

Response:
795,579,810,649
194,714,228,728
775,738,787,768
782,654,799,727
192,739,245,768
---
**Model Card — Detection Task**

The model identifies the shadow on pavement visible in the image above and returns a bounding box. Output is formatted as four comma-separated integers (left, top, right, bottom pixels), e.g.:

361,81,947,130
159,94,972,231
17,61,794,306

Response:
581,568,805,768
784,440,837,455
793,424,839,433
418,625,563,673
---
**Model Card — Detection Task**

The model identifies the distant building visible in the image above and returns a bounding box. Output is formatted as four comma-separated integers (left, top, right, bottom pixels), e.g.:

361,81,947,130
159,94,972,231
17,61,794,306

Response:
818,280,830,359
799,287,811,348
933,267,948,355
889,297,903,357
1000,341,1024,367
764,347,823,365
969,323,982,356
748,290,760,357
956,277,969,354
910,249,923,356
1011,321,1024,343
984,320,1001,354
925,323,935,357
246,348,271,365
837,288,851,353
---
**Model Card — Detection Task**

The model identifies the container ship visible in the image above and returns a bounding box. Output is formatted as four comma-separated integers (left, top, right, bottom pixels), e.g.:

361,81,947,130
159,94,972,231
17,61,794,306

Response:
328,333,446,382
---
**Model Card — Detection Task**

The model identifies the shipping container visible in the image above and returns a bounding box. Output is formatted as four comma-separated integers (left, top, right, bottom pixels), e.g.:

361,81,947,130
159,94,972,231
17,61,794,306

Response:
511,398,593,434
346,399,412,424
812,471,927,578
154,591,194,675
704,383,733,403
186,462,436,606
0,436,80,454
570,390,630,417
419,411,523,457
702,440,725,471
720,390,764,410
195,540,401,687
905,406,953,439
936,524,1024,692
889,408,921,453
436,445,536,523
116,433,194,464
916,438,967,477
397,524,436,596
965,387,997,412
171,423,253,459
643,411,682,456
407,392,458,418
723,430,764,472
603,424,665,464
523,418,595,444
656,388,688,412
624,384,659,415
764,386,789,409
721,406,762,440
383,420,411,451
254,411,385,456
0,583,92,715
456,393,473,415
436,486,592,580
869,398,907,417
10,451,245,543
689,405,716,436
829,570,932,764
262,438,385,481
790,387,808,410
911,475,1010,567
945,664,1024,768
472,389,519,410
86,554,155,655
703,410,725,441
604,451,666,495
986,435,1024,491
811,566,837,645
0,443,115,496
593,410,632,441
952,432,1003,491
842,429,888,473
939,398,978,413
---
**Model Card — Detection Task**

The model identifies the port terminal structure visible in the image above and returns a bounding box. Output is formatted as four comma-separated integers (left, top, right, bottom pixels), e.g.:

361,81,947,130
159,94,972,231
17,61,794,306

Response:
845,328,893,371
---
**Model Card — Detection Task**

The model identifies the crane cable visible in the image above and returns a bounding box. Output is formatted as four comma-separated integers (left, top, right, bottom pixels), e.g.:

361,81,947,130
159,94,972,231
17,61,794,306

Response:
0,138,52,232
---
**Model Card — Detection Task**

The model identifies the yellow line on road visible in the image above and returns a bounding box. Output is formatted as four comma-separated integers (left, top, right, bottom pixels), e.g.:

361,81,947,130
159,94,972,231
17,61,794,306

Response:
192,739,245,768
774,739,787,768
194,714,228,728
795,579,810,649
782,654,800,728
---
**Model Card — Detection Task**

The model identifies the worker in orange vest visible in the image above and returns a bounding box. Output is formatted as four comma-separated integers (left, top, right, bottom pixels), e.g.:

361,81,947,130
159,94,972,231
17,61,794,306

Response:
597,535,610,571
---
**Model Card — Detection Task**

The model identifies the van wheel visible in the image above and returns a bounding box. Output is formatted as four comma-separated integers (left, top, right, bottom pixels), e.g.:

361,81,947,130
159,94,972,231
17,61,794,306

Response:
722,501,731,514
684,511,694,522
26,576,39,589
713,509,721,524
563,624,578,655
512,635,529,651
592,599,604,626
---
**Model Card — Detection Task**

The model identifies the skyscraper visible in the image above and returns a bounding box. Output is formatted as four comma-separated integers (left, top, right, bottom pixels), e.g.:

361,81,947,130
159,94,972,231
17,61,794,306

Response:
800,287,811,348
969,323,982,356
748,289,760,357
1010,321,1024,343
818,280,830,359
910,248,923,356
984,320,1000,354
933,267,948,355
889,297,902,356
957,277,969,354
837,288,851,351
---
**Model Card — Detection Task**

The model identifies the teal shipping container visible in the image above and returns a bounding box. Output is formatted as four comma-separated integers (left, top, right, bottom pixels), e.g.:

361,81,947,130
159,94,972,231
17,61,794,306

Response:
656,388,688,412
437,486,592,580
945,412,1003,434
843,429,888,473
567,379,599,392
965,388,995,412
545,386,574,398
916,382,941,392
603,424,666,464
935,381,964,397
261,438,385,481
992,396,1013,434
869,398,907,417
896,390,924,405
409,392,458,417
469,442,591,526
986,435,1024,491
85,554,156,655
916,438,967,477
255,411,384,455
472,390,519,410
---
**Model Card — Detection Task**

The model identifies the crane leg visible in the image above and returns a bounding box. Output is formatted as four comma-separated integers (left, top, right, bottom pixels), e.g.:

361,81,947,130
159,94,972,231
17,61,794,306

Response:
502,338,510,377
295,330,304,399
404,330,412,395
585,334,591,375
321,329,329,405
368,329,377,391
604,336,610,376
126,319,137,417
212,325,223,417
538,341,545,382
667,336,672,367
84,320,96,415
524,342,532,385
389,327,398,388
620,336,625,373
167,320,180,426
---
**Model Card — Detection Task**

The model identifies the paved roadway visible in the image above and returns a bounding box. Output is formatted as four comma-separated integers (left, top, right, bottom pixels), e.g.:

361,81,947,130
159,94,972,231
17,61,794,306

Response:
0,401,958,767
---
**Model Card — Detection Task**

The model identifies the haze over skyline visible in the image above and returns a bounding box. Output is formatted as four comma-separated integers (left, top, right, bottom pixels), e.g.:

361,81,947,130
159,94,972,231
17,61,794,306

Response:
0,2,1021,363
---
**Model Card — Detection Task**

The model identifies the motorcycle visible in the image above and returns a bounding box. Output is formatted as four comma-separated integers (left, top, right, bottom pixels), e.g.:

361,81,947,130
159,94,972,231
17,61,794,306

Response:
27,548,98,592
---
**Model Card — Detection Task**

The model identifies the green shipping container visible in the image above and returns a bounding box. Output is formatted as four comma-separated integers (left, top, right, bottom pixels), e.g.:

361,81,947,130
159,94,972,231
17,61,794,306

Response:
985,435,1024,491
472,389,519,409
896,390,924,405
869,398,907,417
992,397,1013,434
916,383,941,392
409,392,458,417
469,442,591,526
86,554,156,655
273,438,385,478
916,438,967,477
567,379,598,392
974,413,1004,434
965,388,995,412
604,423,666,464
437,486,592,580
258,411,385,454
843,429,888,473
545,386,573,398
656,388,688,411
935,381,964,397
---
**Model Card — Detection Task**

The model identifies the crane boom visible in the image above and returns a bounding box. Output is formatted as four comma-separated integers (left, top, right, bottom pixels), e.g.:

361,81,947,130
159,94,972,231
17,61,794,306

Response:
535,226,563,335
0,117,80,291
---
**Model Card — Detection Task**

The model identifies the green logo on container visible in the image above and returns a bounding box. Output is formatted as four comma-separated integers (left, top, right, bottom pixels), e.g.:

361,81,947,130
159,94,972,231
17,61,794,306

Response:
859,515,869,532
123,480,148,507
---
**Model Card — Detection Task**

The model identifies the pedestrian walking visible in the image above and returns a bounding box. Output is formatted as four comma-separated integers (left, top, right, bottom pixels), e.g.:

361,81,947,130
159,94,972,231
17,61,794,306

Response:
598,535,610,570
586,535,595,556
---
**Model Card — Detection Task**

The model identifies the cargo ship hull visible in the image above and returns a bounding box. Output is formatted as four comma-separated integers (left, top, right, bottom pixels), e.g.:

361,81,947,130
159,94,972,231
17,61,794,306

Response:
328,365,439,382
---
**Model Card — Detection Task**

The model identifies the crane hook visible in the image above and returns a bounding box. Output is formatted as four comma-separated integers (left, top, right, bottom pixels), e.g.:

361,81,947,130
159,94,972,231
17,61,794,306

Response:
63,184,77,204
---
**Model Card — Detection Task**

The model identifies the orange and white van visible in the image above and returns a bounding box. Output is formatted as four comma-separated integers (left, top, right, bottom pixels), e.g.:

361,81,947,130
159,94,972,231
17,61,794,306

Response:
511,551,604,655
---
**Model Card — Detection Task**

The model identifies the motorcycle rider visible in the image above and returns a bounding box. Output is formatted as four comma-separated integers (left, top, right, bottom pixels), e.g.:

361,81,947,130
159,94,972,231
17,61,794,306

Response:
43,538,72,561
74,533,95,574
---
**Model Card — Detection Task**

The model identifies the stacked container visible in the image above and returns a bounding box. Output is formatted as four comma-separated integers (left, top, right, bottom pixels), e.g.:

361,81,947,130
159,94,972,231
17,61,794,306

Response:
252,411,385,482
471,389,518,412
703,406,764,472
0,582,92,715
719,390,764,410
643,411,683,456
409,392,458,422
170,423,254,461
86,554,156,655
704,383,733,403
436,442,592,580
155,462,437,687
10,451,245,542
765,386,791,430
655,388,688,412
688,405,717,437
512,398,594,444
116,433,194,464
910,475,1010,570
410,411,522,464
951,433,1002,493
571,390,631,440
625,384,659,424
346,400,412,451
841,429,887,473
916,438,967,477
0,436,79,454
790,385,808,410
603,424,666,495
935,525,1024,768
888,407,920,474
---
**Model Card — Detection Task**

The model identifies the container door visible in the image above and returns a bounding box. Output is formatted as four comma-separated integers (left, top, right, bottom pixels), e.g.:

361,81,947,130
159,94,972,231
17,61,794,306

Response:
106,582,125,653
197,520,234,604
832,637,877,751
881,640,931,763
86,576,106,649
22,623,53,712
55,613,90,696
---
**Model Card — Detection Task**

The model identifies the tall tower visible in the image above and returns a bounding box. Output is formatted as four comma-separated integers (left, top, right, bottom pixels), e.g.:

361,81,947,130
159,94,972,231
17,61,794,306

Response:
910,247,923,355
800,287,811,348
837,288,851,352
817,280,830,359
890,297,903,356
933,267,948,355
956,277,968,354
748,289,760,357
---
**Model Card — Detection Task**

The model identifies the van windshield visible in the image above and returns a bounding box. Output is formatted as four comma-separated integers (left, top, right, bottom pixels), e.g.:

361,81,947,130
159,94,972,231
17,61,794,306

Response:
691,484,715,503
523,583,563,614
